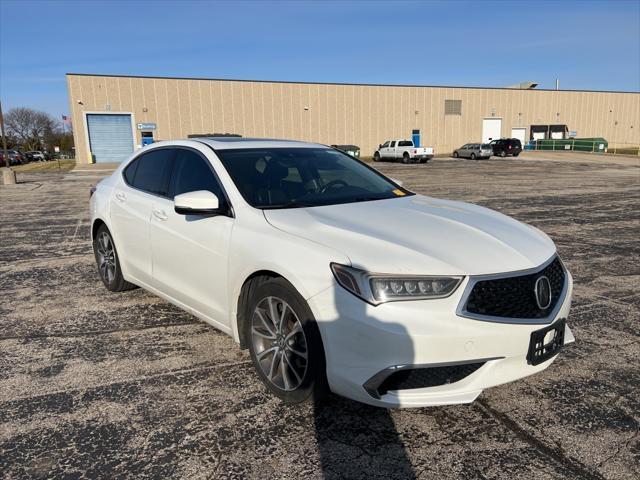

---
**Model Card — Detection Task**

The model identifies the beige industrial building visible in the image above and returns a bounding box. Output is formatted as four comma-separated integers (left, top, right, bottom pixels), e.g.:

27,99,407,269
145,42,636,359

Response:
66,73,640,164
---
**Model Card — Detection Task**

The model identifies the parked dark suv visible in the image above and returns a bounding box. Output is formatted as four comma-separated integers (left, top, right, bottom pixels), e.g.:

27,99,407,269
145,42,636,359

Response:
490,138,522,157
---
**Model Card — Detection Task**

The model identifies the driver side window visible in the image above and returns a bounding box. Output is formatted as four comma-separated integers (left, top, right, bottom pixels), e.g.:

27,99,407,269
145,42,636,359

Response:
169,149,225,205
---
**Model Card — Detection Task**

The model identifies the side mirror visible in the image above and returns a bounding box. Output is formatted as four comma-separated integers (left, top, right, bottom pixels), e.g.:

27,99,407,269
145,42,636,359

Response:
390,177,403,187
174,190,221,215
379,144,382,149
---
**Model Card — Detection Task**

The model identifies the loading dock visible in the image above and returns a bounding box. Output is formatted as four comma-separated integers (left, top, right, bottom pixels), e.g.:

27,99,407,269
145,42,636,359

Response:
85,112,136,163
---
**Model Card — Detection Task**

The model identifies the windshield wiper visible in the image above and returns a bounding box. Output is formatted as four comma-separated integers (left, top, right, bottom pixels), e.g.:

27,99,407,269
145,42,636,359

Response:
352,195,389,203
262,201,316,210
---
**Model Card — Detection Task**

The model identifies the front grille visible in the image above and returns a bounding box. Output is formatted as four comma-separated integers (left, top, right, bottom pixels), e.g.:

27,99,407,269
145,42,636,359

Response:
377,362,485,395
465,257,565,319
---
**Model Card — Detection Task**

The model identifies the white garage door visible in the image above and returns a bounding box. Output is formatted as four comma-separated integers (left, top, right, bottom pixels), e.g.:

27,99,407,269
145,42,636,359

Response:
511,127,526,145
482,118,502,143
87,114,134,163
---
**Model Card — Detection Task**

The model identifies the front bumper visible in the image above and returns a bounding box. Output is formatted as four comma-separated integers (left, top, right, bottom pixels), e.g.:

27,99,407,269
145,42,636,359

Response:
307,270,574,408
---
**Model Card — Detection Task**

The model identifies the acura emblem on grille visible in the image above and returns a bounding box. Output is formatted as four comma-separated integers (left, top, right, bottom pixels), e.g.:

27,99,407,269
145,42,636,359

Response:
534,276,552,310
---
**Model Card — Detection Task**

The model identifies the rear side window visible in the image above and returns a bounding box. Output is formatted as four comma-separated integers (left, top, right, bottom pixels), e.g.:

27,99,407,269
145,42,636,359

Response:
398,141,413,147
390,141,396,147
123,159,139,185
169,149,225,201
131,149,174,196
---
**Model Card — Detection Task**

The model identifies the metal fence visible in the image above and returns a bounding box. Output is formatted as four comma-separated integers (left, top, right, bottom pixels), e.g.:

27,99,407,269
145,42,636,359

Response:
529,140,640,156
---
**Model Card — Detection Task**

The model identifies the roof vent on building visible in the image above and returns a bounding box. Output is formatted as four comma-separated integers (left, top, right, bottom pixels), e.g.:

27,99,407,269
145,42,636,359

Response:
506,81,539,89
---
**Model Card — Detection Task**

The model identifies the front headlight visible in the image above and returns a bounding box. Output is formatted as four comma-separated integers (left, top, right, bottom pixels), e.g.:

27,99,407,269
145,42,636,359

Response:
330,263,463,305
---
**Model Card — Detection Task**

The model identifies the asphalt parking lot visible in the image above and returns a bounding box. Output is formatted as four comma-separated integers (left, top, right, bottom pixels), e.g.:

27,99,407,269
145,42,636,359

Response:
1,152,638,479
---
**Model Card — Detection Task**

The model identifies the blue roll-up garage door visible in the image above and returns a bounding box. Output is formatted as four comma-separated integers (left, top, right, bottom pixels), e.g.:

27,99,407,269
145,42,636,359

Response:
86,114,134,163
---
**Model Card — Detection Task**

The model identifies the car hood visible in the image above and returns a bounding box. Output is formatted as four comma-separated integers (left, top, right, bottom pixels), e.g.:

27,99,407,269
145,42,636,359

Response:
263,195,556,276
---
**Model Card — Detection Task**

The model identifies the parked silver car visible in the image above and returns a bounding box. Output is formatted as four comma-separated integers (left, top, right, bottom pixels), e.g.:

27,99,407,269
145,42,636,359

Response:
453,143,493,159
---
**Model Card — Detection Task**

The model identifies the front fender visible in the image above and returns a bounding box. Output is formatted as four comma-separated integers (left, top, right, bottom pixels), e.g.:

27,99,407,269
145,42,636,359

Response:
227,213,350,343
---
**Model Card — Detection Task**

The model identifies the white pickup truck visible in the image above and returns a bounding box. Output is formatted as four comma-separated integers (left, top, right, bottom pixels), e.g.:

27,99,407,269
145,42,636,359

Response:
374,139,434,164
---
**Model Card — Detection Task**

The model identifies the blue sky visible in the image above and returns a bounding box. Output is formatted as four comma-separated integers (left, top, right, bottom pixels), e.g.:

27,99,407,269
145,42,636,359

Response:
1,0,639,117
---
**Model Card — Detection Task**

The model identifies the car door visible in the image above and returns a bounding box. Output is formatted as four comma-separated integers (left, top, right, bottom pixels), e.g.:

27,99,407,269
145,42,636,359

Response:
379,141,389,159
387,140,397,159
110,148,174,285
149,147,234,326
458,144,469,157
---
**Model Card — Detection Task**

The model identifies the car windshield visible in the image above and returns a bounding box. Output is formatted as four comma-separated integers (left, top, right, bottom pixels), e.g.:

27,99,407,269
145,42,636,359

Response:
216,147,412,209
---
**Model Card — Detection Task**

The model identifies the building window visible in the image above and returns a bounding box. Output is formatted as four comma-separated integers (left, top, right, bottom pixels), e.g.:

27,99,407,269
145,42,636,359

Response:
445,99,462,115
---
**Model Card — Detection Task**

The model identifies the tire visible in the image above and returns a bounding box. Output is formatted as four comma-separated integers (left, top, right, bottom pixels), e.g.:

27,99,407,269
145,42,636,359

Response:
500,150,507,158
373,152,381,162
513,152,520,157
245,277,327,404
453,151,459,158
470,153,476,160
93,224,137,292
402,153,410,164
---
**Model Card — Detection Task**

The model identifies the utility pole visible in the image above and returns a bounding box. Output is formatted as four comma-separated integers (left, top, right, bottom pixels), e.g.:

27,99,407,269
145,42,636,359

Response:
1,100,17,184
0,100,9,168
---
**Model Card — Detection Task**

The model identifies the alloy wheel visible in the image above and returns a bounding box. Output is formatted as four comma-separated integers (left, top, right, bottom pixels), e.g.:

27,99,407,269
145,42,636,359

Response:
96,231,116,284
251,296,308,391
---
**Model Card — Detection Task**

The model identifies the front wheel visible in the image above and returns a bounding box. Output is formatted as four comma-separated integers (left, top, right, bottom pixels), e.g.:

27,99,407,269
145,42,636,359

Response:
246,278,327,404
470,153,476,160
453,151,459,158
500,151,507,157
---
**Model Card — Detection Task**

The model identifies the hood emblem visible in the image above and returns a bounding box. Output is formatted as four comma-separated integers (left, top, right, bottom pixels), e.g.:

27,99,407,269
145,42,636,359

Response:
534,276,552,310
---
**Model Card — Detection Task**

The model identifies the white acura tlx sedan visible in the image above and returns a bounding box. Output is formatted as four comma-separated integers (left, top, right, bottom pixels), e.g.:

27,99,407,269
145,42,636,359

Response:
90,137,574,407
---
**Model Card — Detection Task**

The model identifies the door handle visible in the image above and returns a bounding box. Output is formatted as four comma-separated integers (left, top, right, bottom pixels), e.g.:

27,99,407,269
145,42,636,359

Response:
115,192,126,202
153,209,168,221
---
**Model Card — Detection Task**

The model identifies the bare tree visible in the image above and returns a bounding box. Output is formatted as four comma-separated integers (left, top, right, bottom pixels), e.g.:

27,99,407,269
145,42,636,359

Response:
4,107,58,151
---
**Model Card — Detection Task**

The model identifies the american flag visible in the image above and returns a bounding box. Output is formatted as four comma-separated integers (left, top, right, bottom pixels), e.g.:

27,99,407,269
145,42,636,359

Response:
62,115,72,125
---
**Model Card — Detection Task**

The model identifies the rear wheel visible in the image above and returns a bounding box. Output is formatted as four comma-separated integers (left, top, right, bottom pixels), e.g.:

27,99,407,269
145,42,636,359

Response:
246,278,327,404
402,152,411,164
93,224,136,292
513,152,520,157
373,152,381,162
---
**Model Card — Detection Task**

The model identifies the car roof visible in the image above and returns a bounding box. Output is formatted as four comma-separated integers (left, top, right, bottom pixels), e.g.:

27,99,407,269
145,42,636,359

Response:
192,136,326,150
